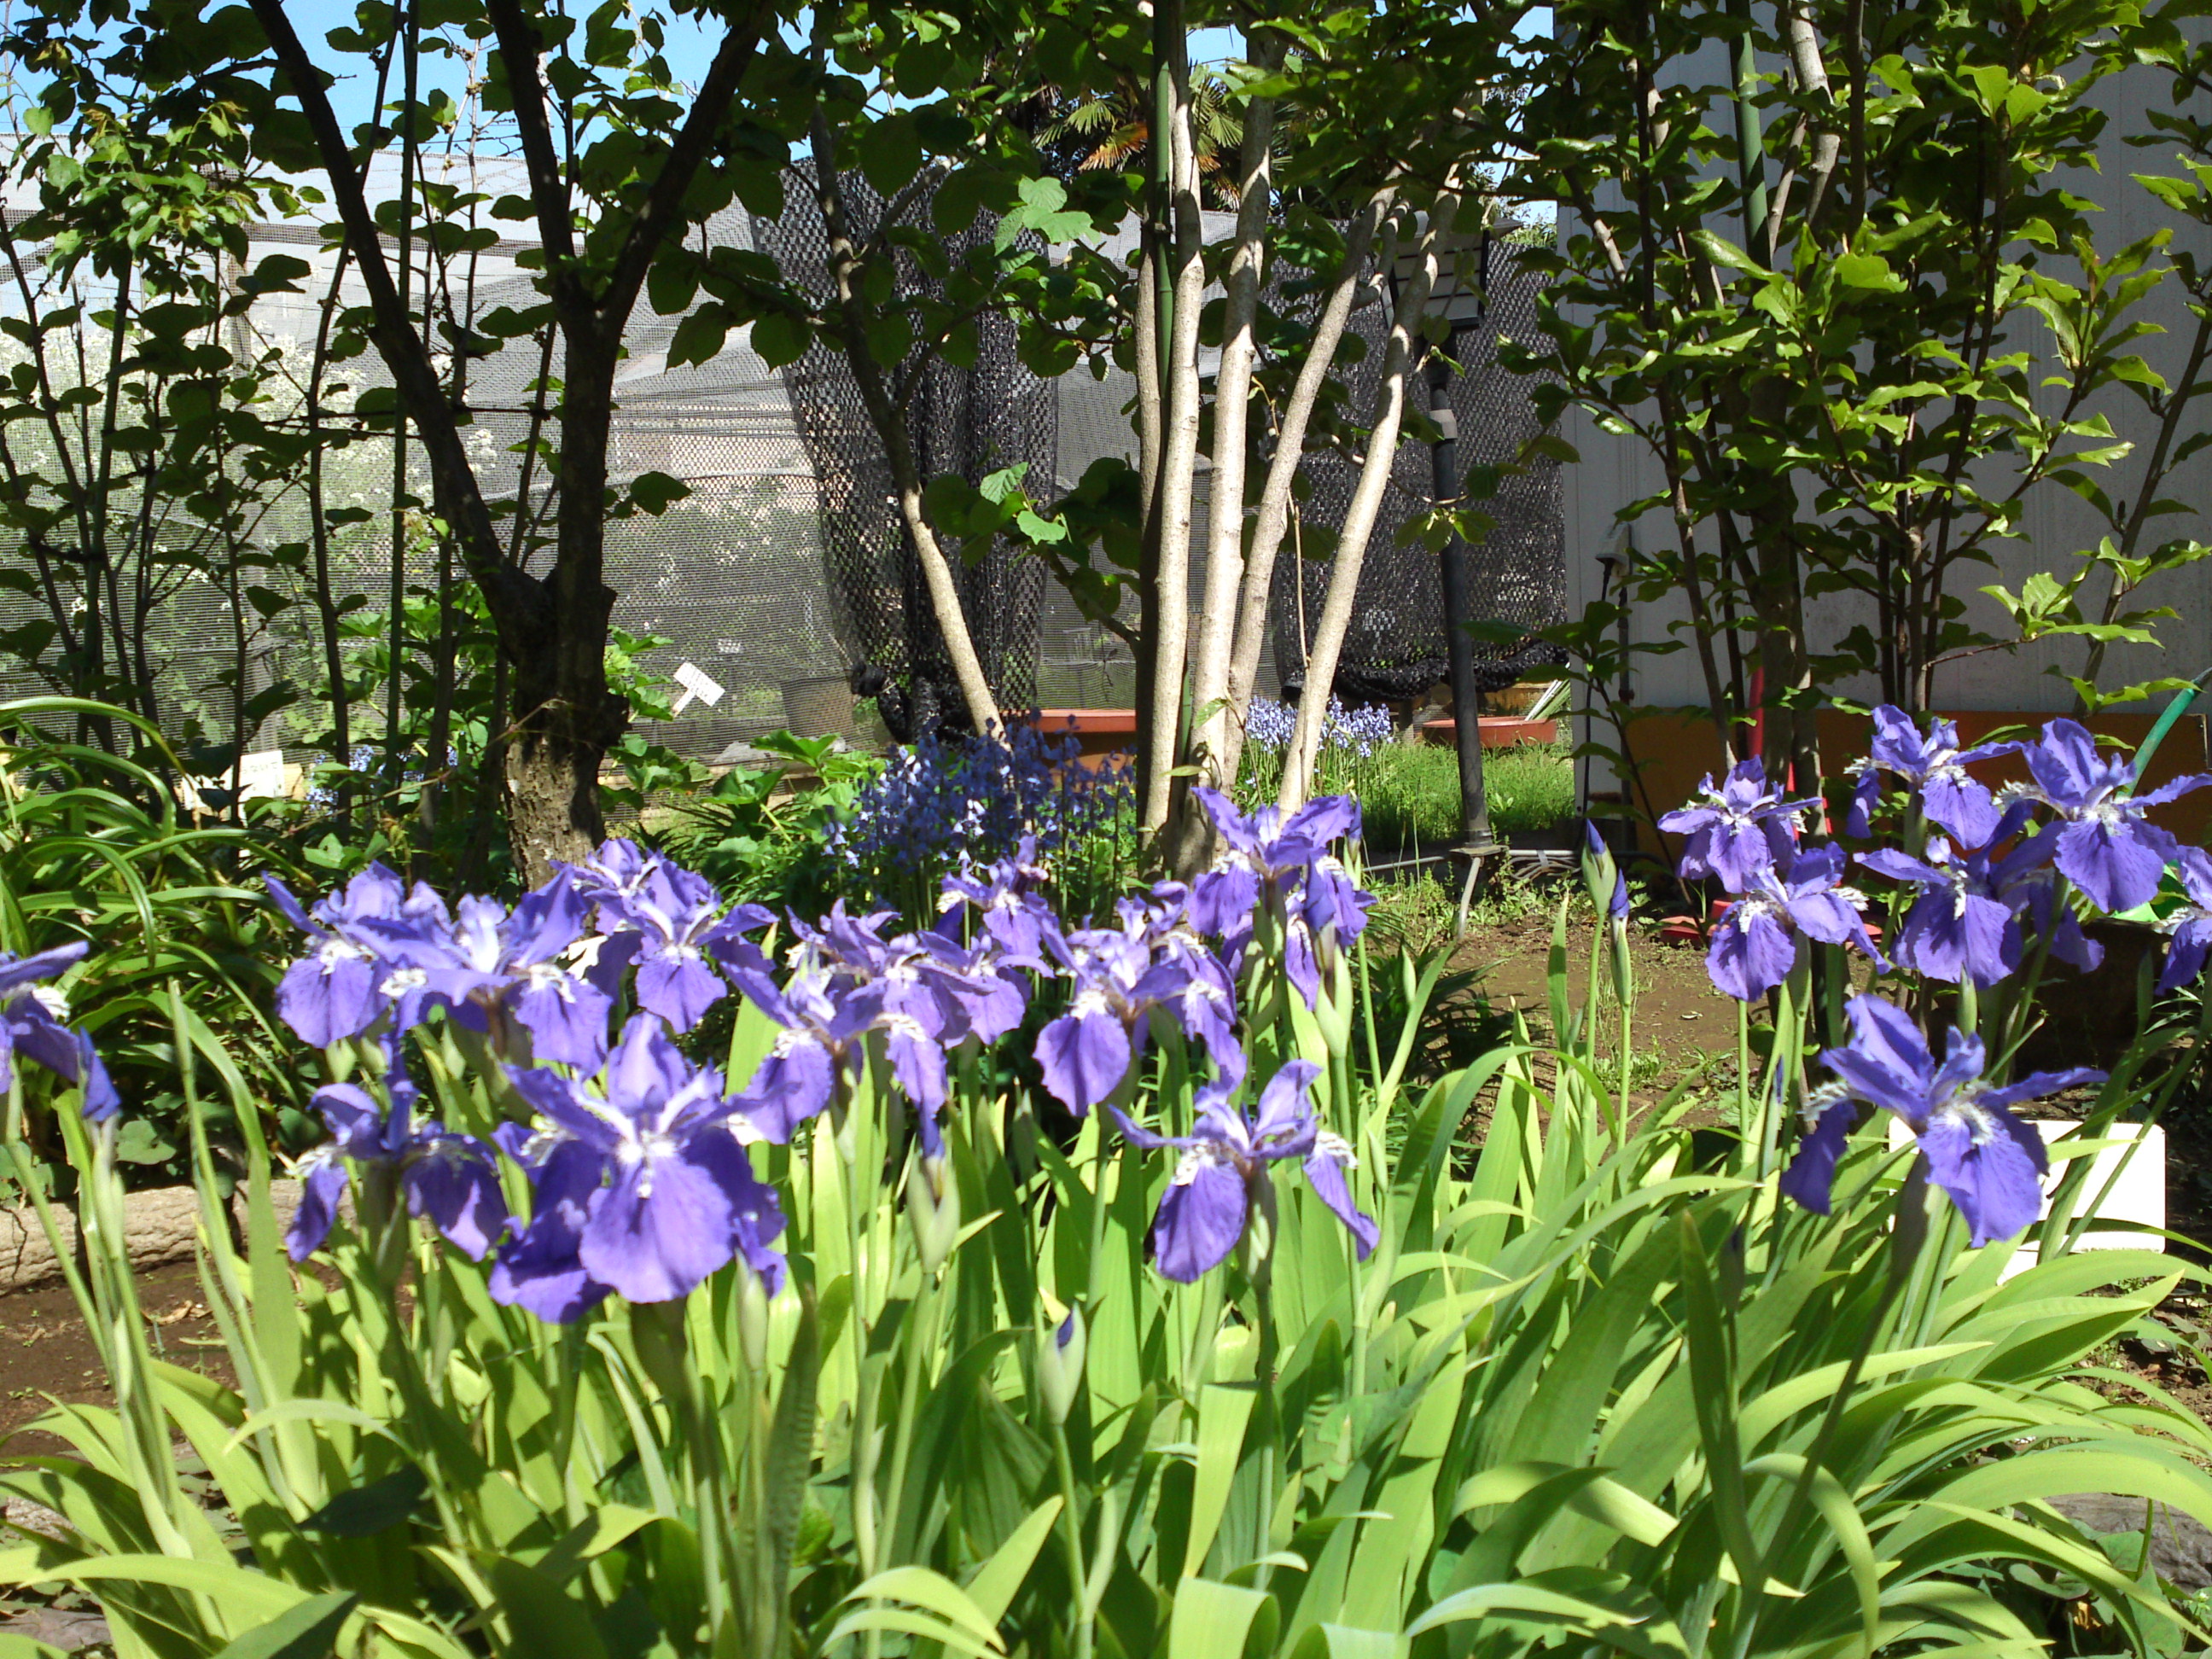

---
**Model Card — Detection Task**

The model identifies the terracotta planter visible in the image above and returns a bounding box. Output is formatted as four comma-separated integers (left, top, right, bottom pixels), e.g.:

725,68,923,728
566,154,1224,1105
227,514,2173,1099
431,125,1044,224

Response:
1015,708,1138,770
1419,715,1559,748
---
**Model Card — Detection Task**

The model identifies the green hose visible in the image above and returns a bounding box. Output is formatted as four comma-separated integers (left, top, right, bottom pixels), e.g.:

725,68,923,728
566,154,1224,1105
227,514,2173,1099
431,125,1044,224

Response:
2120,668,2212,796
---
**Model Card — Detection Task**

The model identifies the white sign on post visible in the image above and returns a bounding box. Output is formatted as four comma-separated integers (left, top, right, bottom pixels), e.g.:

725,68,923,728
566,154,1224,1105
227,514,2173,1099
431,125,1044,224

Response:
181,748,291,814
670,661,727,716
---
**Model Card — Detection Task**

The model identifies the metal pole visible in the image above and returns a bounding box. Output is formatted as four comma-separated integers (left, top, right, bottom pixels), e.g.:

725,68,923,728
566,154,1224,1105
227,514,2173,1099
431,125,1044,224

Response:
1429,350,1501,934
1431,352,1500,852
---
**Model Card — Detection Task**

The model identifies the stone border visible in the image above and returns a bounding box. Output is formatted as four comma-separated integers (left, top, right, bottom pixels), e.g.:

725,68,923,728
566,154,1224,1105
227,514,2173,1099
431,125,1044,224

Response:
0,1180,314,1294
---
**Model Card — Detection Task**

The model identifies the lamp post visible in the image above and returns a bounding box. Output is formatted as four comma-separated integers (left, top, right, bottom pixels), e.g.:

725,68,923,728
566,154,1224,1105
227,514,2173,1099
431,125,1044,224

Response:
1394,212,1501,932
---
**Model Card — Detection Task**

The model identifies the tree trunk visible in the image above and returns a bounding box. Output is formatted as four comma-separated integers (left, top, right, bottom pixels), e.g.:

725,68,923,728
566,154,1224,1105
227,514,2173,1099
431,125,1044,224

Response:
1278,212,1433,812
1219,190,1394,791
1167,30,1282,876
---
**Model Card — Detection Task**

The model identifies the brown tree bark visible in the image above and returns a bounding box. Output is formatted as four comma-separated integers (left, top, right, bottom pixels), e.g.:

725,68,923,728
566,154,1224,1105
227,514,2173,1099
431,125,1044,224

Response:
249,0,771,880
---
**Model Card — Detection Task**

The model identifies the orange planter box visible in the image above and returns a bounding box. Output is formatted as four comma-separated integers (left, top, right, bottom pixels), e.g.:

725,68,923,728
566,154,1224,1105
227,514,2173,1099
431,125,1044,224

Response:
1016,708,1138,768
1422,715,1559,749
1613,707,2212,857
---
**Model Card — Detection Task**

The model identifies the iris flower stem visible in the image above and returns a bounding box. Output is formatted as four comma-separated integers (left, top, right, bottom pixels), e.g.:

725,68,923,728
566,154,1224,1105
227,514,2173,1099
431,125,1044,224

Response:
1736,1001,1753,1155
1994,876,2068,1072
882,1266,937,1569
841,1076,882,1599
1729,1262,1908,1659
1051,1420,1095,1659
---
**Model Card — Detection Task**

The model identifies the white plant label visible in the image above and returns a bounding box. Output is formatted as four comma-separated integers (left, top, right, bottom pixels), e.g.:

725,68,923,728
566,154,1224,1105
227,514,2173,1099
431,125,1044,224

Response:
670,661,726,716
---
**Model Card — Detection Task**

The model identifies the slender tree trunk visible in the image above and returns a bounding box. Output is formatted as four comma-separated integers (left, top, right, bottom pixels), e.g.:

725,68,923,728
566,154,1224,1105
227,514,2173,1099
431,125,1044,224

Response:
807,117,1001,737
1141,2,1207,841
1168,32,1281,874
1219,189,1394,789
1278,212,1434,812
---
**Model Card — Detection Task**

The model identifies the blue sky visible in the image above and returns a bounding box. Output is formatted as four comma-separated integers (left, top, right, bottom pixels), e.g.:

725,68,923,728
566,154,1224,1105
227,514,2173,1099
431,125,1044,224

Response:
282,8,1455,137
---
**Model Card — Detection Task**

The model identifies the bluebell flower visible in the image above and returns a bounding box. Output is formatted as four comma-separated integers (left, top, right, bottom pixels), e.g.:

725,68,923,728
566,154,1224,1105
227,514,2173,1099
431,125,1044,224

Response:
496,1015,786,1312
826,719,1132,900
1705,844,1883,1002
1660,757,1819,893
0,943,116,1120
1848,707,2014,845
1109,1059,1377,1282
1780,996,2103,1246
2011,718,2209,913
287,1033,508,1263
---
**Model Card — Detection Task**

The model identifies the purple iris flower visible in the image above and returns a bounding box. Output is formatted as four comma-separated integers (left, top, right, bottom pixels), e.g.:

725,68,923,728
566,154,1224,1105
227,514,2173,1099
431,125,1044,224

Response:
496,1015,786,1312
2013,718,2209,913
1705,844,1884,1002
1034,907,1156,1116
1108,1059,1377,1282
1033,896,1240,1116
939,837,1062,972
265,864,409,1046
623,859,771,1033
1660,757,1819,893
1857,805,2074,987
1848,707,2013,845
2155,846,2212,993
1187,786,1359,939
720,904,1022,1153
0,943,117,1120
1780,995,2103,1246
286,1034,508,1264
1188,788,1369,1005
369,871,612,1069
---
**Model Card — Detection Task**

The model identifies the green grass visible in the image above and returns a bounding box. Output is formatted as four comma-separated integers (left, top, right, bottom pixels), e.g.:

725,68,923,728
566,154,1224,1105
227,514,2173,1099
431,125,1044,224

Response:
1354,740,1575,855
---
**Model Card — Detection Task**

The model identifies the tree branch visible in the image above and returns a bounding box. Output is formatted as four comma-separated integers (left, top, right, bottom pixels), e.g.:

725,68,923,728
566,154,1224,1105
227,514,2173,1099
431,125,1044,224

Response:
479,0,588,324
598,3,774,329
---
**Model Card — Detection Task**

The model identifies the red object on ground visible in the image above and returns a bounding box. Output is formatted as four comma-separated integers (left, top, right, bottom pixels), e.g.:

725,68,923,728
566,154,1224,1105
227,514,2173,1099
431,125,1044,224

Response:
1420,715,1560,748
1659,915,1708,946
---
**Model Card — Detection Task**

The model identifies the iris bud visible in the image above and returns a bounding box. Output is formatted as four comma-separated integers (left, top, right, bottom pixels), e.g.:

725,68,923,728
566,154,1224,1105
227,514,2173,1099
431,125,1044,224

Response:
737,1259,772,1372
1039,1308,1086,1425
1315,951,1355,1056
906,1155,960,1272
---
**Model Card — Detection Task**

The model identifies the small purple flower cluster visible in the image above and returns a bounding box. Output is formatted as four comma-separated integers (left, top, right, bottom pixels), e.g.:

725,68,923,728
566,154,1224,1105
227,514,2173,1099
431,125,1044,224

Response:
1243,697,1395,762
824,719,1132,888
1665,707,2212,1247
265,789,1380,1310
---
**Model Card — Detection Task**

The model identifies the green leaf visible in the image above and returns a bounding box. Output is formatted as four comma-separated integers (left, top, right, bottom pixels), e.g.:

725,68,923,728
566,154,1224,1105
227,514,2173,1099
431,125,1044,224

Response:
211,1593,358,1659
490,1558,611,1659
965,1497,1062,1625
626,471,690,515
297,1465,428,1537
842,1568,1002,1650
1168,1578,1270,1659
857,113,923,195
1185,1384,1258,1577
750,311,810,369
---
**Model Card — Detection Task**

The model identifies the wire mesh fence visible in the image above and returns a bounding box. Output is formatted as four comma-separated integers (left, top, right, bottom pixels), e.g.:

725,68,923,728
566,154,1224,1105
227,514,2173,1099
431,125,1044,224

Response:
0,170,1565,777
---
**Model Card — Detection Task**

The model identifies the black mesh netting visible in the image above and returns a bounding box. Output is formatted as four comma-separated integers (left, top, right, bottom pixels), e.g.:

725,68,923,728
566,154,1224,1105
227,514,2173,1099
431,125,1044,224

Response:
752,170,1052,742
1272,238,1566,706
